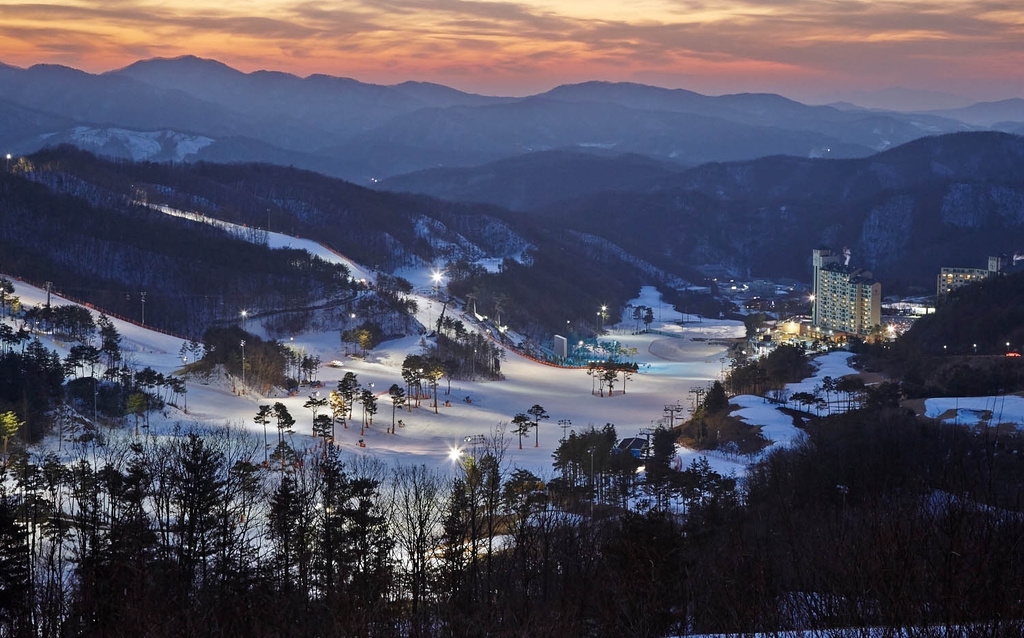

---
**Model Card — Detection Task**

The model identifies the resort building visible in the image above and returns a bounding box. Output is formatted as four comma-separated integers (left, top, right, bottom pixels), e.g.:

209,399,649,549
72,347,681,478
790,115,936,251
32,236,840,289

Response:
811,248,882,336
937,255,1009,298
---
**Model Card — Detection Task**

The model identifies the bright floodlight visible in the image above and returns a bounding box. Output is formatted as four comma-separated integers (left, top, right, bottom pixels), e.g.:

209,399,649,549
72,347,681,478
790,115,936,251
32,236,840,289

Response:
448,447,463,462
431,269,444,284
241,309,248,318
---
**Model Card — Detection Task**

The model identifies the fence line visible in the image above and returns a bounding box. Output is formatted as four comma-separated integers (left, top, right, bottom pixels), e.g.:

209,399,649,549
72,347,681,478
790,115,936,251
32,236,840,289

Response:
6,274,189,342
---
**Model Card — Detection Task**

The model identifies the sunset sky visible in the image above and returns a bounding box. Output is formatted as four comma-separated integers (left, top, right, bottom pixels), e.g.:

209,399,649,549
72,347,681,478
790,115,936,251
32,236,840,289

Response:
1,0,1022,101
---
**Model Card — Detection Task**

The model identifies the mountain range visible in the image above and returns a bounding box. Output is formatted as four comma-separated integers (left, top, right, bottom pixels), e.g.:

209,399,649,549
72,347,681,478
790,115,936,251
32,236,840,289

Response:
528,131,1024,291
4,55,1024,310
379,130,1024,292
3,55,1011,185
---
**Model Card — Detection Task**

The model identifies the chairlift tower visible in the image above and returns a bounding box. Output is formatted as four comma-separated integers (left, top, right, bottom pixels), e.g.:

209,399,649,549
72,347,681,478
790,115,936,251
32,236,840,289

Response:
638,426,658,459
663,403,685,428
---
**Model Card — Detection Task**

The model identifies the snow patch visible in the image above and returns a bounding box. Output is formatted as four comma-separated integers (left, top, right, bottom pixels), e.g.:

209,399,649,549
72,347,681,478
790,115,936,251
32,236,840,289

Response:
56,126,215,162
925,395,1024,429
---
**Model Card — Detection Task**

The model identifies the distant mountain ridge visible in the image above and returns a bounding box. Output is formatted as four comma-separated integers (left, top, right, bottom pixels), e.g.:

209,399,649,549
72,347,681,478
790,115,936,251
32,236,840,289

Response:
537,81,968,149
925,98,1024,129
0,55,980,184
378,150,684,210
530,131,1024,291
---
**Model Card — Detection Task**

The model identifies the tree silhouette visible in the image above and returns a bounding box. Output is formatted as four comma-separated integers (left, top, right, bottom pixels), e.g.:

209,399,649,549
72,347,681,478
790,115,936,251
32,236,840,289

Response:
389,384,406,434
304,393,328,437
512,414,532,450
0,412,22,464
254,405,273,464
527,404,548,448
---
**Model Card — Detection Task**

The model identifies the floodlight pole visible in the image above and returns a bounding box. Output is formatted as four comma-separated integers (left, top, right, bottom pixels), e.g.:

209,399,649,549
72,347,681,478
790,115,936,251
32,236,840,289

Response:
240,340,246,394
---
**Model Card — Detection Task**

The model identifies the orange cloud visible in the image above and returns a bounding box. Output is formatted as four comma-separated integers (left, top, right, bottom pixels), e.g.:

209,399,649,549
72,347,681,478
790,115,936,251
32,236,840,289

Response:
0,0,1020,97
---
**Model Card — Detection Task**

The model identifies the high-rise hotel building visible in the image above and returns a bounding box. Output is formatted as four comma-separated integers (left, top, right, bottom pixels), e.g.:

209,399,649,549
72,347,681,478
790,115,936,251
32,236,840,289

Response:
812,248,881,336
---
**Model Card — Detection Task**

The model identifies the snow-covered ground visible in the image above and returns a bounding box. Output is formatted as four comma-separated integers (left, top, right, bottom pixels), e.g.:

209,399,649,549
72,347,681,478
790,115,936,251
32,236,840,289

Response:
729,395,805,448
29,208,996,485
925,395,1024,429
784,350,860,396
5,245,750,480
48,127,215,162
727,350,859,450
37,210,993,484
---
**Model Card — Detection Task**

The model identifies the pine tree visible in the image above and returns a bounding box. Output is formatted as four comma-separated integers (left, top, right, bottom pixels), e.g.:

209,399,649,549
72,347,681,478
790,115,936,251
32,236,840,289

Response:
338,372,359,420
388,384,406,434
0,412,22,464
527,404,548,447
97,314,122,370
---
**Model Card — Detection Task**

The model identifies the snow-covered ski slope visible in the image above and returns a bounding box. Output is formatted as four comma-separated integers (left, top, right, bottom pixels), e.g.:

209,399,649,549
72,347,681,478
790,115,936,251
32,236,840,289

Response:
12,206,942,479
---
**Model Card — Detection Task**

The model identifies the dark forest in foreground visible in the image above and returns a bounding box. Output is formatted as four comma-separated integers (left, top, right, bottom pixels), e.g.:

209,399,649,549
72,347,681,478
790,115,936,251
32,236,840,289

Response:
1,397,1022,637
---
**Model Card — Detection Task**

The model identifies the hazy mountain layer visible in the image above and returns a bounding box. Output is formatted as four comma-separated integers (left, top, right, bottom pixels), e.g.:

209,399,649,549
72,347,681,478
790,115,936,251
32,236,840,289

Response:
0,56,978,184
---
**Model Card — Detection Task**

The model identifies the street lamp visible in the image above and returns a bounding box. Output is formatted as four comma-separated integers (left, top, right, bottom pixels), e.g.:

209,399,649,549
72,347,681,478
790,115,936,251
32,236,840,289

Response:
448,446,463,463
182,356,188,413
5,153,10,171
240,339,246,394
240,309,248,329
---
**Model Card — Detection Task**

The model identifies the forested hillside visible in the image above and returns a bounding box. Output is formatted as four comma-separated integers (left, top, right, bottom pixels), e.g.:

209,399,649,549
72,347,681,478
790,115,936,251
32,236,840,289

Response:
3,148,667,340
0,158,354,336
857,269,1024,397
481,132,1024,291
